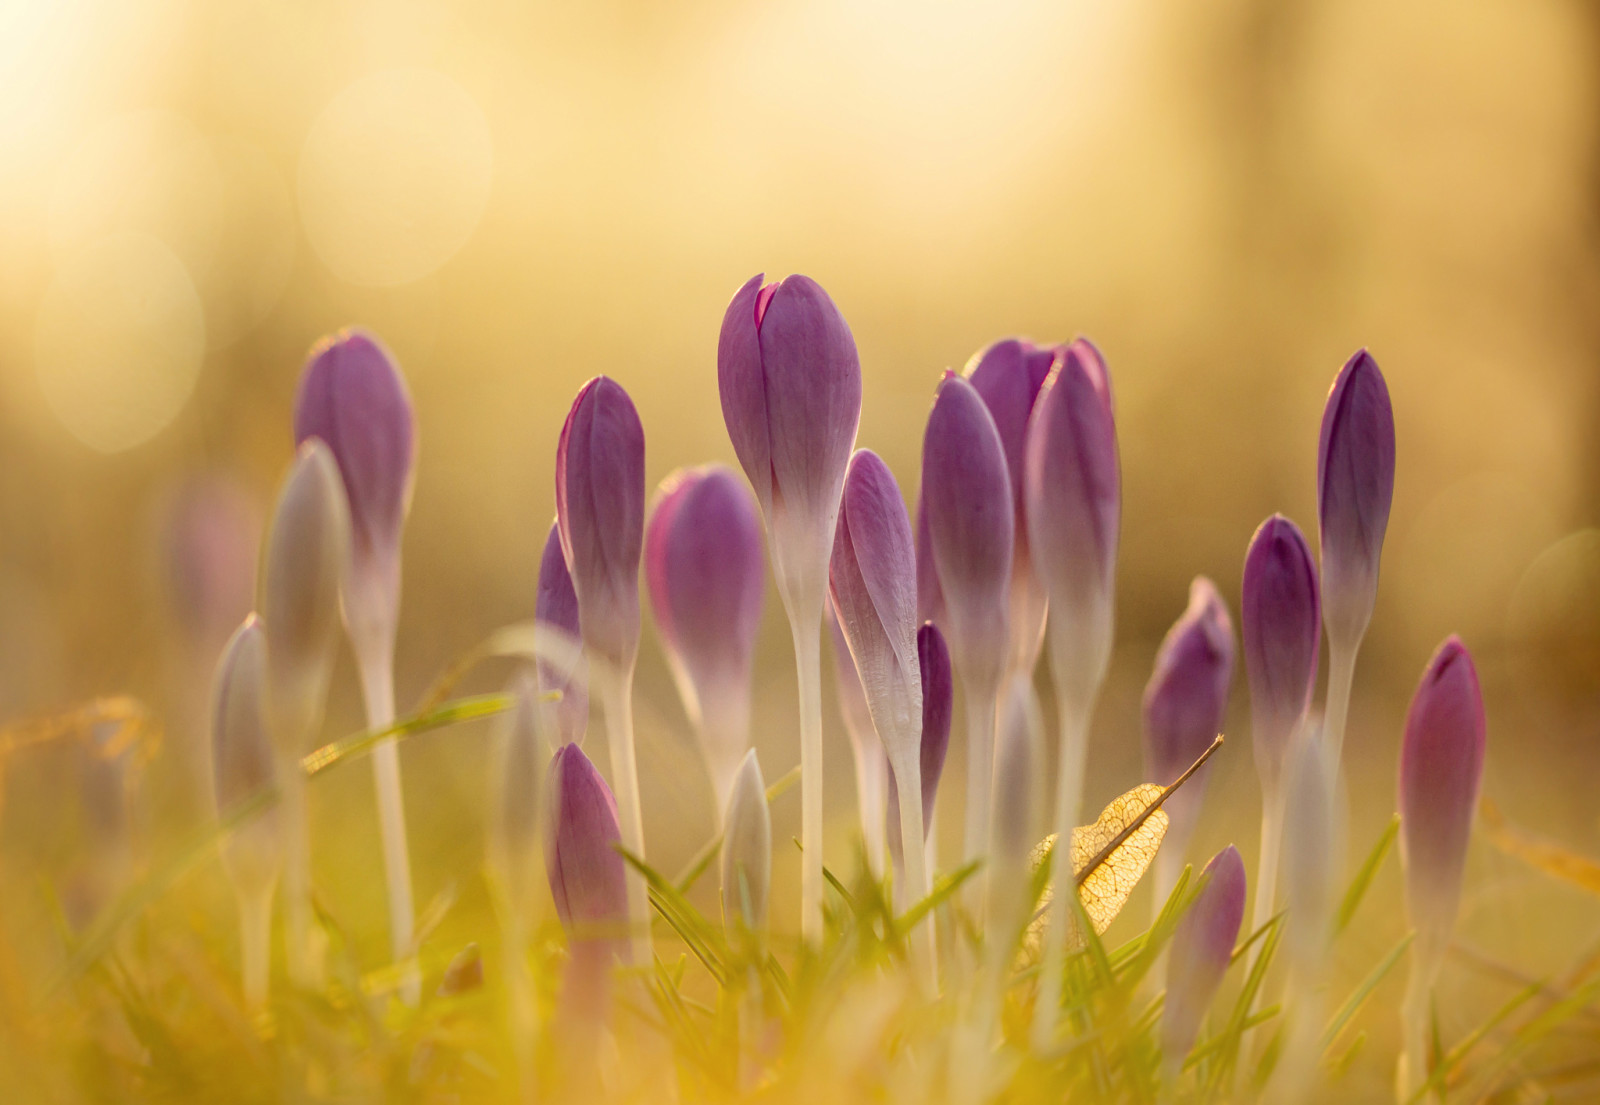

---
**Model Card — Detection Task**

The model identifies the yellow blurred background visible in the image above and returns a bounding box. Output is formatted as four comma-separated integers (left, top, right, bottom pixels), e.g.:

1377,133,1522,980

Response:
1,0,1599,1097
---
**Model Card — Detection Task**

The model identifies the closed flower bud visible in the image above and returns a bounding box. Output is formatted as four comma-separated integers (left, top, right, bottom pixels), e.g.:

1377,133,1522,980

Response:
1399,637,1486,944
964,338,1058,676
212,616,282,894
293,329,416,653
920,372,1013,694
718,273,862,595
556,376,646,670
260,440,351,755
159,476,261,652
544,743,630,963
1162,845,1247,1071
645,465,765,810
888,622,953,869
829,598,889,875
536,521,587,746
1024,338,1120,701
489,672,545,924
721,749,772,933
1241,515,1320,794
1317,349,1395,648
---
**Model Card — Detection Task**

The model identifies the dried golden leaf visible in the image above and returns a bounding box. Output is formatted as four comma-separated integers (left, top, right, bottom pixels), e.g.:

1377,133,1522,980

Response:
1480,798,1600,897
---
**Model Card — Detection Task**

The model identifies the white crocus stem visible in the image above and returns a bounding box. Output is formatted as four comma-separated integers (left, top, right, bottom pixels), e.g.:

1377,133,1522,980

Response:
962,685,999,907
595,663,652,966
890,745,936,991
239,882,275,1010
850,734,888,881
1238,782,1285,1073
1321,639,1359,765
1399,928,1447,1101
281,770,321,989
357,645,418,1004
1031,695,1093,1050
788,608,826,947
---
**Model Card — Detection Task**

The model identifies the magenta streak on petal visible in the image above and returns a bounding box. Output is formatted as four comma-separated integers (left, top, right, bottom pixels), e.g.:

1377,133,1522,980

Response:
755,282,778,327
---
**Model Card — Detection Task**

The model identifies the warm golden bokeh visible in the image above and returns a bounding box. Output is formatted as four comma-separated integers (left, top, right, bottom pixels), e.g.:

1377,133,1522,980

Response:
1,1,1598,1099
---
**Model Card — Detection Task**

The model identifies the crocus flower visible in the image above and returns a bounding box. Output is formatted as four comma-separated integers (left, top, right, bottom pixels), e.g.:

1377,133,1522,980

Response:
1241,515,1320,796
1162,845,1246,1076
964,338,1059,678
721,749,772,934
1318,349,1396,651
488,671,545,926
536,521,587,746
545,743,630,963
828,598,888,877
1143,577,1235,907
645,465,765,812
888,621,953,874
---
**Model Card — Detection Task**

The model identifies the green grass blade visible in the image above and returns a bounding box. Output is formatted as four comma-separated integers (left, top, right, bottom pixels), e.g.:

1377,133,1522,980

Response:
1335,813,1399,937
1320,932,1413,1056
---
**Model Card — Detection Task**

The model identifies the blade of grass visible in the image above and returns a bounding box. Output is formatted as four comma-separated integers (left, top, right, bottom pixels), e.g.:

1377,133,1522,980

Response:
1320,932,1412,1056
1335,813,1399,937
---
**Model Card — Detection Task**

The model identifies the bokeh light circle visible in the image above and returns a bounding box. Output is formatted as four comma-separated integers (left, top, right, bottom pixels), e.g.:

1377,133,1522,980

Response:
35,232,205,453
298,68,493,287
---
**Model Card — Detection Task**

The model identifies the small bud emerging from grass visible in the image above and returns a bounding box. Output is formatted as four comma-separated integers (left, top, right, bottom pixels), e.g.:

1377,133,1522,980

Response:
545,743,630,965
1162,844,1246,1078
721,749,771,936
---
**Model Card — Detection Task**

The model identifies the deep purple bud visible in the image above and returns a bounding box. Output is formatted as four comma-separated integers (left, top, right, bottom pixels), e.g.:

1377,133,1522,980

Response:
1162,845,1247,1067
556,377,646,669
544,743,630,963
212,616,282,890
888,622,953,865
1399,637,1486,943
964,338,1058,675
293,329,415,646
1241,515,1320,793
718,273,862,594
535,522,587,746
645,465,765,809
1318,349,1396,647
920,371,1013,694
913,491,947,628
1024,338,1120,698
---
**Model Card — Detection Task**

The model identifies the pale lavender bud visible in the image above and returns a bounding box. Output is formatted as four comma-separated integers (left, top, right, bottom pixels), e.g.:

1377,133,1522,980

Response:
1241,515,1320,794
828,598,888,874
159,476,260,651
720,749,771,932
260,440,350,755
1399,637,1486,944
718,273,862,595
1143,577,1235,865
913,491,947,628
964,338,1058,675
544,743,630,964
536,522,587,746
212,616,282,891
489,672,544,922
1317,349,1395,648
888,622,953,866
556,377,645,670
1024,338,1119,699
645,465,765,808
1162,845,1247,1067
293,329,415,651
920,371,1013,694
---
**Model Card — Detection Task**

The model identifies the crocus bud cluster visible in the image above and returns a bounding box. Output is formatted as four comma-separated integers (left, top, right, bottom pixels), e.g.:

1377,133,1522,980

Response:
536,521,587,746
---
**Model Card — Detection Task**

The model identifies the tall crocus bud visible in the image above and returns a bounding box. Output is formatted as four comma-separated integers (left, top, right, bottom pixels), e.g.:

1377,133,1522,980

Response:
211,616,281,1009
1397,637,1486,1098
545,743,631,964
721,749,772,935
1143,577,1235,909
829,599,889,878
488,672,545,927
536,521,587,746
921,371,1014,868
964,338,1058,678
1241,515,1320,797
646,465,765,812
829,449,933,981
719,272,862,945
555,375,650,964
1161,845,1246,1080
1024,337,1119,1046
887,622,952,875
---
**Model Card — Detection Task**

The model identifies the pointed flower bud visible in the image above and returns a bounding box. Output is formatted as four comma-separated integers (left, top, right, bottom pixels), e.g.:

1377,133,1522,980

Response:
489,672,545,923
1241,515,1320,793
888,622,953,867
293,329,416,651
721,749,772,933
645,465,765,809
556,377,646,670
212,616,282,891
260,440,350,755
544,743,630,963
1162,845,1246,1067
1024,338,1119,700
829,598,889,875
964,338,1058,676
1318,349,1396,648
920,372,1013,694
1399,637,1486,944
718,273,862,598
535,521,587,746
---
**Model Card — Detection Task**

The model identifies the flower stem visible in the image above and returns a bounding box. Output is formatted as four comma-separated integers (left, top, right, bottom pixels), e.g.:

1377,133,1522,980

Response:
790,611,825,948
1030,697,1090,1050
1322,639,1359,765
1238,787,1284,1082
891,748,937,991
358,652,418,1005
598,665,652,966
281,771,321,989
962,685,998,917
849,735,887,881
239,883,274,1010
1399,932,1444,1102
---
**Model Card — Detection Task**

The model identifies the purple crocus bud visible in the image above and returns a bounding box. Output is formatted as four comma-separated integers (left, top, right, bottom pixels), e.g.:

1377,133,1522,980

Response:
920,371,1013,695
913,492,947,629
160,476,261,653
1162,845,1247,1072
964,338,1058,676
292,329,416,654
212,615,282,890
888,622,953,869
721,749,772,933
1024,338,1120,703
536,521,587,746
1241,515,1320,795
1144,577,1235,900
544,743,630,964
829,598,888,876
556,377,646,670
1399,637,1486,946
1317,349,1396,649
645,465,765,811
